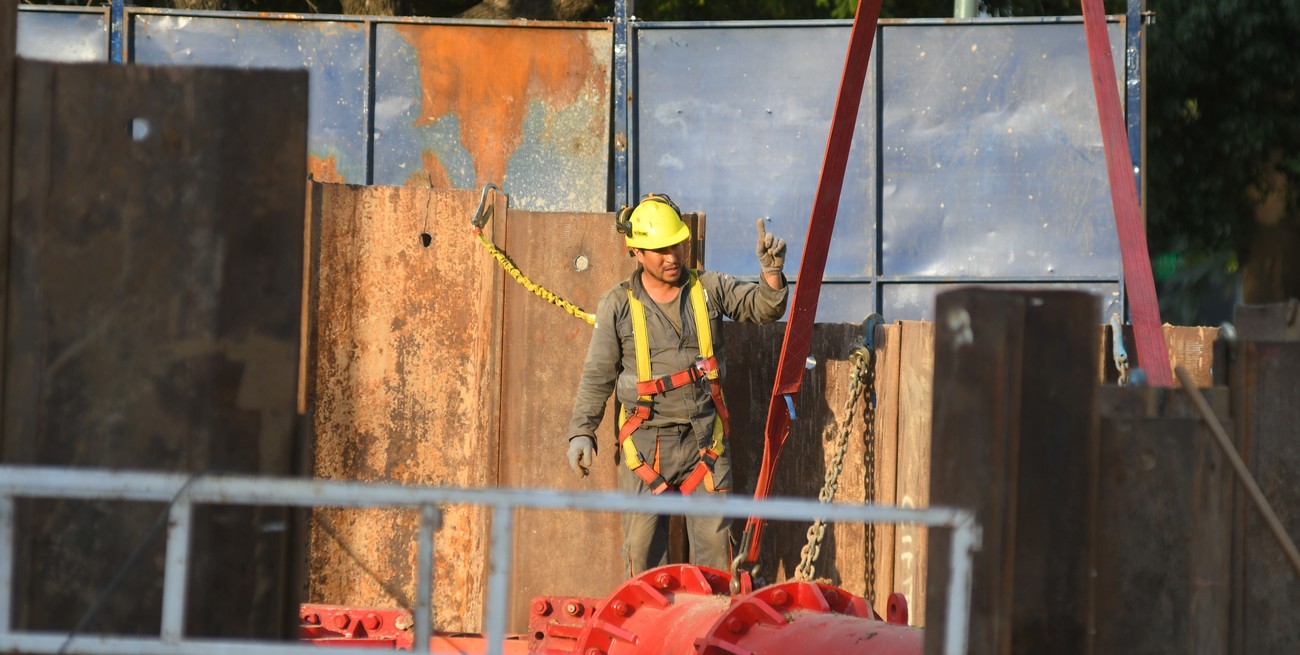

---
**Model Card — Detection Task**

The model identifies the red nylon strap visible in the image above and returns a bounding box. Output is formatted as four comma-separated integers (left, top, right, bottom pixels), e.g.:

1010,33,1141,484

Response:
743,0,884,564
631,463,672,495
677,460,711,496
617,404,652,441
635,361,709,395
1081,0,1171,387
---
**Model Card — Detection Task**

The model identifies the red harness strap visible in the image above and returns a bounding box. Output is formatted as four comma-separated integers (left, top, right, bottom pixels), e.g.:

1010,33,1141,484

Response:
619,357,729,496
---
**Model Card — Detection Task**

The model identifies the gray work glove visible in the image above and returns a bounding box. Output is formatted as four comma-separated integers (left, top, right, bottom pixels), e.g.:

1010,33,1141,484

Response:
567,436,594,478
756,218,787,276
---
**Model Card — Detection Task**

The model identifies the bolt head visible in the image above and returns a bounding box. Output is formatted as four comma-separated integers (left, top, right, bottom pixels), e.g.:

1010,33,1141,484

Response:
565,601,585,617
332,614,351,630
394,614,414,631
725,617,748,635
585,648,605,655
302,612,320,625
611,599,631,617
362,613,381,630
653,572,674,589
770,589,790,607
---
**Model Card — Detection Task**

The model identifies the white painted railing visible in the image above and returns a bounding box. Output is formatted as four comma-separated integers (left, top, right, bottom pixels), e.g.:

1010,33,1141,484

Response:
0,465,980,655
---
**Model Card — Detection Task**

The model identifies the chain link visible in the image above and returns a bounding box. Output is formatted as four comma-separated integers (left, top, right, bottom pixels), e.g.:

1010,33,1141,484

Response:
793,345,876,582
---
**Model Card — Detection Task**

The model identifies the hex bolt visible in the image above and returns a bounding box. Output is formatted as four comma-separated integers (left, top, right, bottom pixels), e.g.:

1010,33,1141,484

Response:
332,614,351,630
769,590,790,607
585,648,605,655
725,617,748,635
302,613,320,626
394,614,414,631
653,572,675,590
565,601,585,617
362,613,381,631
533,599,553,617
610,599,631,617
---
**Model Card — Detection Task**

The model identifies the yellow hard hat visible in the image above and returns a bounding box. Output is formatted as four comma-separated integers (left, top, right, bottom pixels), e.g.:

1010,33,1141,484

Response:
624,194,690,249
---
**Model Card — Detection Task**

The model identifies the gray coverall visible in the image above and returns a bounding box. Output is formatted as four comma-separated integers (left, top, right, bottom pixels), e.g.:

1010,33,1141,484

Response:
566,267,788,577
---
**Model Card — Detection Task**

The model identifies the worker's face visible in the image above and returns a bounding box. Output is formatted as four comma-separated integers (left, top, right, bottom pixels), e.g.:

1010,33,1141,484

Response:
634,241,689,286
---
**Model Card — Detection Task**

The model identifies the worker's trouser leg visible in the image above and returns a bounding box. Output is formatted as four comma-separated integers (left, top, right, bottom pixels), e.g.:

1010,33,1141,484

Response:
616,424,733,577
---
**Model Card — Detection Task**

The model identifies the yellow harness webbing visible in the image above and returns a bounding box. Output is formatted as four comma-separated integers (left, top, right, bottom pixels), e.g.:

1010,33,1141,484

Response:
618,271,728,494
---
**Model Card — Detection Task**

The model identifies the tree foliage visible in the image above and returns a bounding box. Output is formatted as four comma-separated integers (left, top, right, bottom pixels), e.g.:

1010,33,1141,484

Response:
1145,0,1300,256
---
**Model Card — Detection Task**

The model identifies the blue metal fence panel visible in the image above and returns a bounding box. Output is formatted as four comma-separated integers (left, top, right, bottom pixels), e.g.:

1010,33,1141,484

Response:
632,19,1126,323
16,7,108,62
371,22,611,211
884,281,1121,322
632,23,879,291
881,22,1122,279
130,12,369,184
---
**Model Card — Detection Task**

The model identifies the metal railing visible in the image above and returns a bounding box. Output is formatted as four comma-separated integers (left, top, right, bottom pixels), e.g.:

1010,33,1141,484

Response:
0,465,980,654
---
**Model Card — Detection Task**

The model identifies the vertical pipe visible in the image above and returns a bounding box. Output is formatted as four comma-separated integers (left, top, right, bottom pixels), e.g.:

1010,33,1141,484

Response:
160,498,193,643
611,0,631,209
364,19,376,185
109,0,125,64
414,504,439,653
953,0,976,19
484,506,514,655
0,497,12,635
1125,0,1144,202
943,514,980,655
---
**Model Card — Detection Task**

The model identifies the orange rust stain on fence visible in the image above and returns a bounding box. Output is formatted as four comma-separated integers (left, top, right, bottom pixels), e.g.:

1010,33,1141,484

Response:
308,155,346,184
394,24,604,186
407,151,452,189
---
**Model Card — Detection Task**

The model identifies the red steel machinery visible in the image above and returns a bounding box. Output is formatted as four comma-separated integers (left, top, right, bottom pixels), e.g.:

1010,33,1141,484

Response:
301,564,920,654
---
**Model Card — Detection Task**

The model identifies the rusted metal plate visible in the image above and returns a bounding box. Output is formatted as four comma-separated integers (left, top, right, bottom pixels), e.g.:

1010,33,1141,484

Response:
306,184,501,633
722,322,869,588
131,14,369,185
926,289,1101,654
925,290,1026,655
1233,341,1300,652
5,61,307,636
374,22,611,211
1094,386,1232,654
494,207,630,630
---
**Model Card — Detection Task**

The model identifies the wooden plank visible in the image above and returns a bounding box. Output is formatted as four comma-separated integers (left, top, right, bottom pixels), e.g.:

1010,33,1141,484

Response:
1101,324,1219,387
5,61,307,637
306,184,498,633
869,322,902,612
894,320,933,626
495,207,630,630
1234,341,1300,652
1011,290,1097,653
0,0,13,456
926,290,1026,655
1093,386,1232,654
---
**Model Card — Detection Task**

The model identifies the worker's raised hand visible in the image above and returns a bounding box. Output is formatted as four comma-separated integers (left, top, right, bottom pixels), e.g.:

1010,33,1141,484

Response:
567,436,594,478
755,218,786,276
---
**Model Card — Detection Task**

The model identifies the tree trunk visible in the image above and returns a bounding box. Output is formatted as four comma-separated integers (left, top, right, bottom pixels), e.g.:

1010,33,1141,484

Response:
1241,159,1300,303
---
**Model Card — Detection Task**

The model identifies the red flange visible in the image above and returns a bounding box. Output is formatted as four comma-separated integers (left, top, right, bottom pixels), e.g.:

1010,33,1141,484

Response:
526,564,922,655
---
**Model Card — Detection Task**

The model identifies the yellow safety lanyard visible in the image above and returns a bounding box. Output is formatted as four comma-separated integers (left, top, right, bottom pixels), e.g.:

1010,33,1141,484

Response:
617,271,729,495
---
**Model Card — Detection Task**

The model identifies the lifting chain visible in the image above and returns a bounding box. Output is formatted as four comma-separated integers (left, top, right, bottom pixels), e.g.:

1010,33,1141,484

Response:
470,183,595,326
793,325,878,583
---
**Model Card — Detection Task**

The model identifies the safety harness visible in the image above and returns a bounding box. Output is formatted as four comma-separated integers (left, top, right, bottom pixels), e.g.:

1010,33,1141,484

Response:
617,271,730,495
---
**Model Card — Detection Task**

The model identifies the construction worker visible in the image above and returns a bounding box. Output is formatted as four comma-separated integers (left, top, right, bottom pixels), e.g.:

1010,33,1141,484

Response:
565,193,788,577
